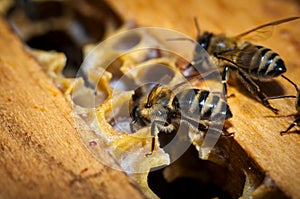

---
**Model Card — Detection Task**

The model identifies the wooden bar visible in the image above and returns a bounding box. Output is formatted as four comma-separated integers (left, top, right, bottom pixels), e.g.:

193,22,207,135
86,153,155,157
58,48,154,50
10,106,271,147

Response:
2,0,300,198
0,16,144,199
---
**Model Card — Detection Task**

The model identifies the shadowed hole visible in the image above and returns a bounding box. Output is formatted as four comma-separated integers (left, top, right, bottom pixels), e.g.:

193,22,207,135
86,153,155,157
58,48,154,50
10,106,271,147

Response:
112,32,142,51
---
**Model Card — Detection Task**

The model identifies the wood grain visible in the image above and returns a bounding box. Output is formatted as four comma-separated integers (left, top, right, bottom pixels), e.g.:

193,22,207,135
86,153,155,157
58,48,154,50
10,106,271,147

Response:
2,0,300,198
106,0,300,198
0,16,144,199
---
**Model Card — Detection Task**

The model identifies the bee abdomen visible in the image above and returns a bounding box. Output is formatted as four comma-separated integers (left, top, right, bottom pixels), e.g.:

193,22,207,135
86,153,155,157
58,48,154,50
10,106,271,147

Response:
199,91,232,121
239,45,286,79
175,89,232,121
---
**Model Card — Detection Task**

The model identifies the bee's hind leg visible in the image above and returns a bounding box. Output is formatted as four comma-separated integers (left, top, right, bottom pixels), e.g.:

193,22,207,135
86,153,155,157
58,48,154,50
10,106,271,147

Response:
236,70,279,114
280,117,300,135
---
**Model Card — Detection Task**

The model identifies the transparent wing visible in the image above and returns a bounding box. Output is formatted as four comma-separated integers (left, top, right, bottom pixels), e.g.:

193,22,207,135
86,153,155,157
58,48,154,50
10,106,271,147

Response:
235,16,300,41
214,46,257,70
172,69,220,92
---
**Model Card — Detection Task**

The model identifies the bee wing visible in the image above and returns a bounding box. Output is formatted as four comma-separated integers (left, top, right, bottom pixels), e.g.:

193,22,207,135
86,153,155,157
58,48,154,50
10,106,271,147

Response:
172,69,219,91
235,16,300,41
215,47,255,70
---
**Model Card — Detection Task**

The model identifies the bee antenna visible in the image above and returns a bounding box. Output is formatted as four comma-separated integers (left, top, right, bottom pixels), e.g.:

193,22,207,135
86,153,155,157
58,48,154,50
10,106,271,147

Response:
193,16,201,38
166,37,196,44
281,75,299,93
146,83,161,107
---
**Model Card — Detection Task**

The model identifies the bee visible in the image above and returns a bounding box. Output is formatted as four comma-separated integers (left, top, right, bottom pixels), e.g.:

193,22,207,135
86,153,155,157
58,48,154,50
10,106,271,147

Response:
264,75,300,135
181,16,300,113
130,79,233,156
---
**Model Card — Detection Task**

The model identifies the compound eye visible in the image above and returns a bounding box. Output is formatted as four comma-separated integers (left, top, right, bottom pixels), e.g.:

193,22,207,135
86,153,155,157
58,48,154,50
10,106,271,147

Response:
130,106,139,118
171,113,176,119
145,103,151,108
196,32,212,50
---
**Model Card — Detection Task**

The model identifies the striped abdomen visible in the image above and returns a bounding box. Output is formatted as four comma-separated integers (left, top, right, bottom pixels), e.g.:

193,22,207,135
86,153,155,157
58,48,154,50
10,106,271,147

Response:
174,89,232,122
236,43,286,80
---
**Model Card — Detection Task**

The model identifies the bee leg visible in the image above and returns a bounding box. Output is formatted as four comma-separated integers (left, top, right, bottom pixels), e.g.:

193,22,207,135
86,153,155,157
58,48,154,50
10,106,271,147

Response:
145,120,166,157
221,131,235,137
145,137,156,157
130,119,137,133
236,70,279,114
222,65,230,99
280,117,300,135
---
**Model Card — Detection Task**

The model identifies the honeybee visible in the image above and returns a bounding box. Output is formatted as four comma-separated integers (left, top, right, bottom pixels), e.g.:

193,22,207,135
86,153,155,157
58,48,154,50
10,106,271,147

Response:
265,75,300,135
185,16,300,113
130,80,233,156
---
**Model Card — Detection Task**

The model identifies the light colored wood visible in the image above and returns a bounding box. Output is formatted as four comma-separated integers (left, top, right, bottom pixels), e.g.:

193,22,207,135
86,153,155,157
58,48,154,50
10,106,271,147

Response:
0,16,144,199
106,0,300,198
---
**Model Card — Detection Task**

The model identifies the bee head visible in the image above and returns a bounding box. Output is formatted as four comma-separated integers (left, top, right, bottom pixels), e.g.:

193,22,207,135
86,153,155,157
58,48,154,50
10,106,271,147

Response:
145,84,173,108
196,32,213,50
